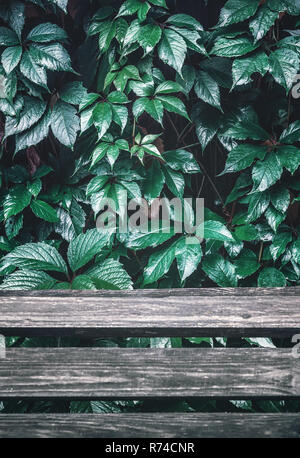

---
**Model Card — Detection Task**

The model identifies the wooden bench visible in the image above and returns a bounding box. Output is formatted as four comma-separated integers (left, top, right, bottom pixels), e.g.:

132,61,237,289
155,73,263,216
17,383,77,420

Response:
0,287,300,438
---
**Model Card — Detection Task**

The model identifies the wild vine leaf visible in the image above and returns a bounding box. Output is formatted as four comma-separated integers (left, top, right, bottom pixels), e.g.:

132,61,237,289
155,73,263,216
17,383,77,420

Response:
51,101,80,148
20,49,48,88
1,45,22,74
3,242,68,274
217,0,261,27
194,70,221,110
249,4,278,42
0,269,57,290
158,29,187,76
252,153,283,192
30,199,59,223
258,267,286,287
269,47,299,92
26,22,68,43
211,37,259,57
197,220,234,242
232,52,269,87
222,144,267,174
202,254,237,287
175,237,202,282
67,229,112,272
87,258,133,290
5,97,47,138
3,185,32,219
92,102,113,139
143,243,177,285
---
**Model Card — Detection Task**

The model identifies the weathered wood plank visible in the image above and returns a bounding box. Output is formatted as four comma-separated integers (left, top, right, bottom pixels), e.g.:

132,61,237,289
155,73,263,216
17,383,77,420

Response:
0,413,299,438
0,348,299,399
1,288,300,337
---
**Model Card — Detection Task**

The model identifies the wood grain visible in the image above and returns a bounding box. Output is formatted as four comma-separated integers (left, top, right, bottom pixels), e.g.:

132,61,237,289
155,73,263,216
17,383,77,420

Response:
1,288,300,337
0,413,299,438
0,348,299,399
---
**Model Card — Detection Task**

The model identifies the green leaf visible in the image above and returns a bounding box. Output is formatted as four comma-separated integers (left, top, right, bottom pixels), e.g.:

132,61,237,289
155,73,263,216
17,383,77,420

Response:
133,98,164,124
92,102,112,139
27,179,42,197
0,26,19,45
51,101,80,148
192,101,223,150
217,0,260,27
0,269,57,290
143,243,177,285
232,52,269,87
71,274,96,290
124,223,175,250
249,5,278,42
67,229,111,272
98,21,117,54
202,254,237,287
223,120,269,141
163,167,184,197
252,153,283,191
27,22,68,43
222,144,267,174
163,150,200,173
156,95,190,120
90,143,111,167
170,27,206,55
5,97,47,138
60,81,87,105
107,91,129,104
15,110,51,153
233,248,260,279
247,191,270,222
258,267,286,287
158,29,187,76
277,146,300,175
112,104,128,132
166,14,203,31
106,145,120,169
280,121,300,144
5,213,23,240
137,24,162,53
4,242,68,274
270,232,292,261
29,43,73,72
49,0,68,13
87,258,133,290
3,185,32,219
269,48,299,92
194,70,221,110
234,224,258,242
197,220,234,242
143,160,165,202
175,237,202,282
86,176,109,196
270,186,290,213
155,81,182,95
129,79,154,97
211,37,259,57
30,199,59,223
1,45,22,74
20,49,48,88
265,205,285,232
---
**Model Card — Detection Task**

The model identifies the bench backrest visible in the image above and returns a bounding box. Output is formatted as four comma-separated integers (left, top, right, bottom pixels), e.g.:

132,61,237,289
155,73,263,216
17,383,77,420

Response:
0,287,300,438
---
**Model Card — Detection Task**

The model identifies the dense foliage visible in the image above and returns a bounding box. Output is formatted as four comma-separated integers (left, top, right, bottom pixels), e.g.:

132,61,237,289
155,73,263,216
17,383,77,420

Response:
1,0,300,414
